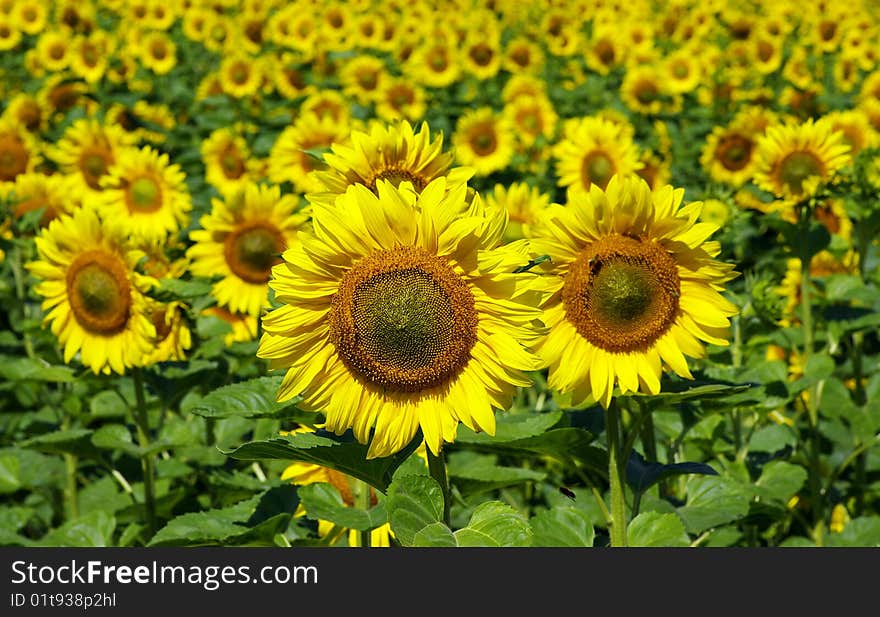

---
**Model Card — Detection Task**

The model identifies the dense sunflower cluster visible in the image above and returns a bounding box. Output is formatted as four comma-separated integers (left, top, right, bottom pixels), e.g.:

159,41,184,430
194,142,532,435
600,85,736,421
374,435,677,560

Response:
2,0,876,461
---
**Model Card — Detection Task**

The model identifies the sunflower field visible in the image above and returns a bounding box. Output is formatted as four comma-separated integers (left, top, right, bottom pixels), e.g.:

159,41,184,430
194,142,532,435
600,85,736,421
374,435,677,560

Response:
1,0,879,551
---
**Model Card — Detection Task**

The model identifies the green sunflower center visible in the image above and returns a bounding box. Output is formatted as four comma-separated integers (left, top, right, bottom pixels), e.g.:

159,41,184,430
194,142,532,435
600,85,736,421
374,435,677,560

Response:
582,151,615,190
80,150,112,190
66,250,132,334
329,246,477,393
563,234,680,353
220,147,245,178
127,176,162,212
779,150,824,193
224,223,285,284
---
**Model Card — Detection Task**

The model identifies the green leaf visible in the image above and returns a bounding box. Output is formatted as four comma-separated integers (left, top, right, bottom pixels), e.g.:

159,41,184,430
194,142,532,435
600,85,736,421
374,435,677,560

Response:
0,356,76,382
530,507,595,547
89,389,129,419
790,355,835,392
0,456,21,494
454,502,533,547
386,474,444,547
297,483,387,531
627,512,690,547
412,522,457,547
754,461,808,504
189,376,303,419
40,512,116,547
447,453,545,495
455,411,563,444
224,431,421,492
20,429,99,458
676,476,751,534
749,424,797,453
826,516,880,547
638,383,752,408
91,424,140,456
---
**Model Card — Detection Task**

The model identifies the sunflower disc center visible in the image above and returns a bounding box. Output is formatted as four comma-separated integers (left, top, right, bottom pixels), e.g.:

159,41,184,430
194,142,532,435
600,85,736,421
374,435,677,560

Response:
127,176,162,212
66,250,132,334
563,234,680,353
582,151,615,189
0,136,28,181
224,223,284,284
779,150,824,193
80,150,112,189
369,168,426,193
719,134,753,170
330,246,477,393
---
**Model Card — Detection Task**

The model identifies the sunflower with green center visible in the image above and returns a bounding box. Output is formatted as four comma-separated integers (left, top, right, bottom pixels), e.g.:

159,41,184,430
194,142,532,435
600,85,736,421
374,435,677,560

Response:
308,120,473,208
98,145,192,244
26,206,157,375
187,183,308,318
258,177,546,458
752,118,852,202
530,174,739,409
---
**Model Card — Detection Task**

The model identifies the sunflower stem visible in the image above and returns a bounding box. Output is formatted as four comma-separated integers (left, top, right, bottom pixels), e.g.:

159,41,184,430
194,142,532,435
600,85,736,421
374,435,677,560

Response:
355,479,372,548
9,244,37,360
606,398,628,547
427,448,451,526
132,368,158,539
61,416,79,521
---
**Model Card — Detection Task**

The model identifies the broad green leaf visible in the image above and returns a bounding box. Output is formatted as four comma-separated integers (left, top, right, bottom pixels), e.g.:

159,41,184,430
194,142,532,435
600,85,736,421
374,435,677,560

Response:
386,474,444,546
189,376,303,419
454,502,532,547
92,424,140,456
627,512,690,547
0,356,76,382
224,432,421,492
637,383,752,408
754,461,808,504
676,476,751,534
20,429,99,459
0,456,21,494
448,452,545,495
749,424,797,453
297,483,387,531
89,389,128,419
40,512,116,547
826,517,880,547
530,507,595,547
412,522,457,547
790,355,835,392
455,410,563,444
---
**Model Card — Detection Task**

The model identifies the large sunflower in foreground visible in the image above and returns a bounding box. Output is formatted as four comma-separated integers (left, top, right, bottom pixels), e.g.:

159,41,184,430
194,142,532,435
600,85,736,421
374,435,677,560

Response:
258,178,546,458
530,175,739,409
752,118,852,202
26,207,157,375
308,120,473,207
187,183,308,317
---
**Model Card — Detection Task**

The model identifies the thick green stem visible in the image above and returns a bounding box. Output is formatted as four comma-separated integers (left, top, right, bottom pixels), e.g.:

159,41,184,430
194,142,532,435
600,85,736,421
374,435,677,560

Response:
427,448,451,526
606,399,628,547
132,369,157,538
9,244,36,360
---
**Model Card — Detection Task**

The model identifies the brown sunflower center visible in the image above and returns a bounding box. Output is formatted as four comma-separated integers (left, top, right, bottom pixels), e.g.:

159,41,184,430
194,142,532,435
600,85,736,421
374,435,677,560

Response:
126,176,163,212
220,146,246,178
0,134,29,182
581,151,615,190
779,150,824,193
470,126,497,155
79,148,113,190
66,250,132,334
368,167,427,193
563,234,680,353
329,246,477,393
224,222,285,284
635,80,660,105
469,43,494,67
595,40,615,65
151,307,173,343
718,134,754,171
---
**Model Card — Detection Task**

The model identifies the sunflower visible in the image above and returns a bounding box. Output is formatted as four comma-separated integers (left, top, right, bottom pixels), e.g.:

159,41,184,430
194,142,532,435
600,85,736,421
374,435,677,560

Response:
453,107,515,177
219,53,262,99
823,109,879,156
70,32,110,84
620,65,671,116
97,145,191,244
26,206,157,375
49,119,135,203
34,29,71,72
201,126,260,199
308,120,472,207
187,183,308,318
503,36,544,74
271,53,315,101
258,178,546,458
553,116,643,195
2,93,46,135
530,174,739,408
700,124,759,188
484,181,551,242
502,95,559,149
661,48,702,94
406,41,461,89
11,0,47,35
8,172,72,227
752,118,852,202
461,33,502,81
267,113,352,194
339,54,387,103
584,28,624,76
0,13,21,51
139,31,177,75
636,151,672,191
375,77,426,123
0,118,41,193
